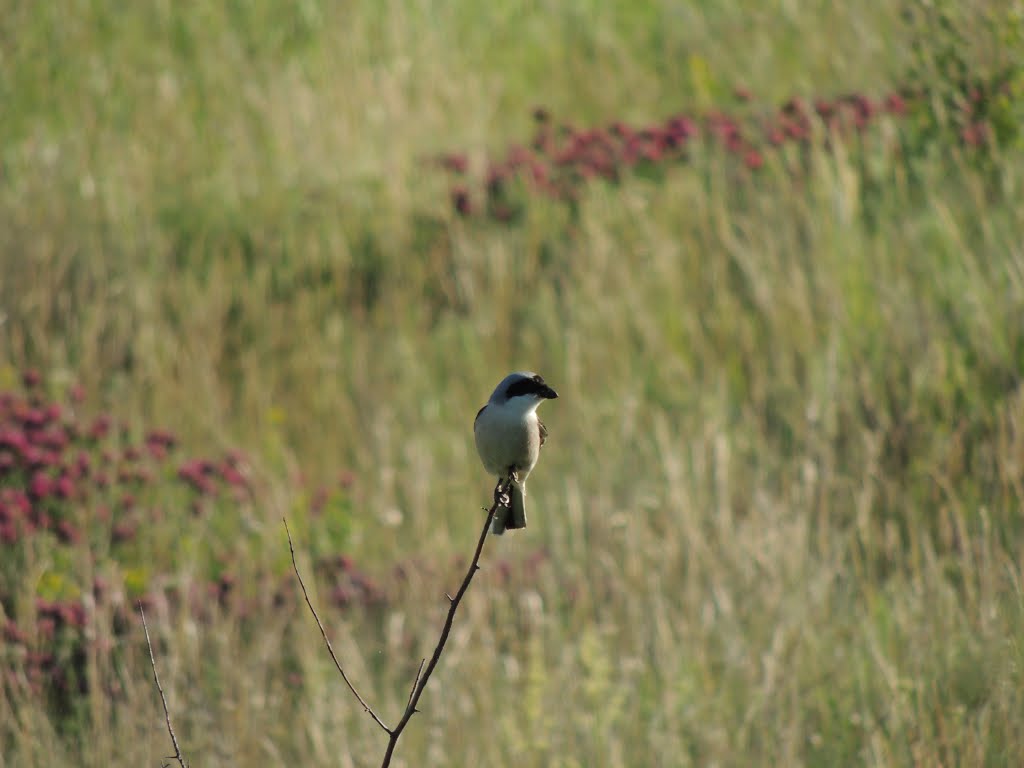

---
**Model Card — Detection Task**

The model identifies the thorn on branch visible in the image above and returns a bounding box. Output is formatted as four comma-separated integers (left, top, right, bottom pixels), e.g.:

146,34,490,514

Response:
406,658,426,711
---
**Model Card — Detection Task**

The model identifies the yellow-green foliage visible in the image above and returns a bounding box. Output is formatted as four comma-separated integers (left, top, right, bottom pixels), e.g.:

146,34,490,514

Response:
2,0,1023,766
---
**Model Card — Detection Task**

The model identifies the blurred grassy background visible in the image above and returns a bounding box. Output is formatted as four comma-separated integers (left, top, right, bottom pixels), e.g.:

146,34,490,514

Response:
2,0,1024,765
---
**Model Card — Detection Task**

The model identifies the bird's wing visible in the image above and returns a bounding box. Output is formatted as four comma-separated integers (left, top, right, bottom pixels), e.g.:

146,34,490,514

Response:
538,418,548,447
474,405,487,429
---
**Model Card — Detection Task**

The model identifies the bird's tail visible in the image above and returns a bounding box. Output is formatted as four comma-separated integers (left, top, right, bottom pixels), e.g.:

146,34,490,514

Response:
492,481,527,535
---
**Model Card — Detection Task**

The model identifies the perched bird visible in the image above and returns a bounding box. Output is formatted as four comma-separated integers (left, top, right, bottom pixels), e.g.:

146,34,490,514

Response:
474,372,558,534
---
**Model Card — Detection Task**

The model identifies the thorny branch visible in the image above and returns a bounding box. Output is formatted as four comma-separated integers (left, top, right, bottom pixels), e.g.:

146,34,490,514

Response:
143,478,512,768
289,476,512,768
379,476,512,767
140,607,189,768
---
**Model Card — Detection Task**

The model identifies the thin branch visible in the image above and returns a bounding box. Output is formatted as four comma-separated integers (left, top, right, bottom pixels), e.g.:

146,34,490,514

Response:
140,607,189,768
379,476,512,768
284,518,391,734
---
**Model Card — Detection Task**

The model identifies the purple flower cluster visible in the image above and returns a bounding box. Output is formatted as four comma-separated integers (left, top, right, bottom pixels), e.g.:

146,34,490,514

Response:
438,84,1001,221
0,373,264,547
0,370,386,708
315,553,386,609
177,450,252,514
0,372,263,700
1,374,94,545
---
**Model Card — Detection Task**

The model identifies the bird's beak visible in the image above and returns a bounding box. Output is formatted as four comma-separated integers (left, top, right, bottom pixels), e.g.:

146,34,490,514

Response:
540,385,558,399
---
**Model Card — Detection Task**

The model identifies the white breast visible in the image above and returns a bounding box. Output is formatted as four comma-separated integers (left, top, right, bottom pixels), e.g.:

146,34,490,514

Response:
474,402,541,479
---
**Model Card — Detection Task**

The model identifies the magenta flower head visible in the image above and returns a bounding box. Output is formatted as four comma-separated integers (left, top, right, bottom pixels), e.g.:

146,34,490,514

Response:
89,416,111,440
55,474,75,499
20,408,47,430
0,427,28,453
29,470,53,500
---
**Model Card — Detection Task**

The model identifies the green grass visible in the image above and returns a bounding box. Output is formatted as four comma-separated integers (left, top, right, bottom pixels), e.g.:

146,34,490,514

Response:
2,0,1024,765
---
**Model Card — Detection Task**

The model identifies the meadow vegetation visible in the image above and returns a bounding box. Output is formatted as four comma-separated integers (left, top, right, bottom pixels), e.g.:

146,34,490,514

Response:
2,0,1024,765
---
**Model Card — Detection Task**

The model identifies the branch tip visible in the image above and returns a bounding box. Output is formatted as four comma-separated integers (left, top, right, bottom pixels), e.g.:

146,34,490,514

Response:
140,607,189,768
283,516,391,735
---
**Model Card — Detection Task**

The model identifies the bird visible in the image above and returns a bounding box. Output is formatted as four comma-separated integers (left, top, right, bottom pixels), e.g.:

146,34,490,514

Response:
474,371,558,535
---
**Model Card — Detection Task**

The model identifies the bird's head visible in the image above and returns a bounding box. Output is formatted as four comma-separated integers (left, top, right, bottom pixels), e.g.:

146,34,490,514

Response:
489,371,559,405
